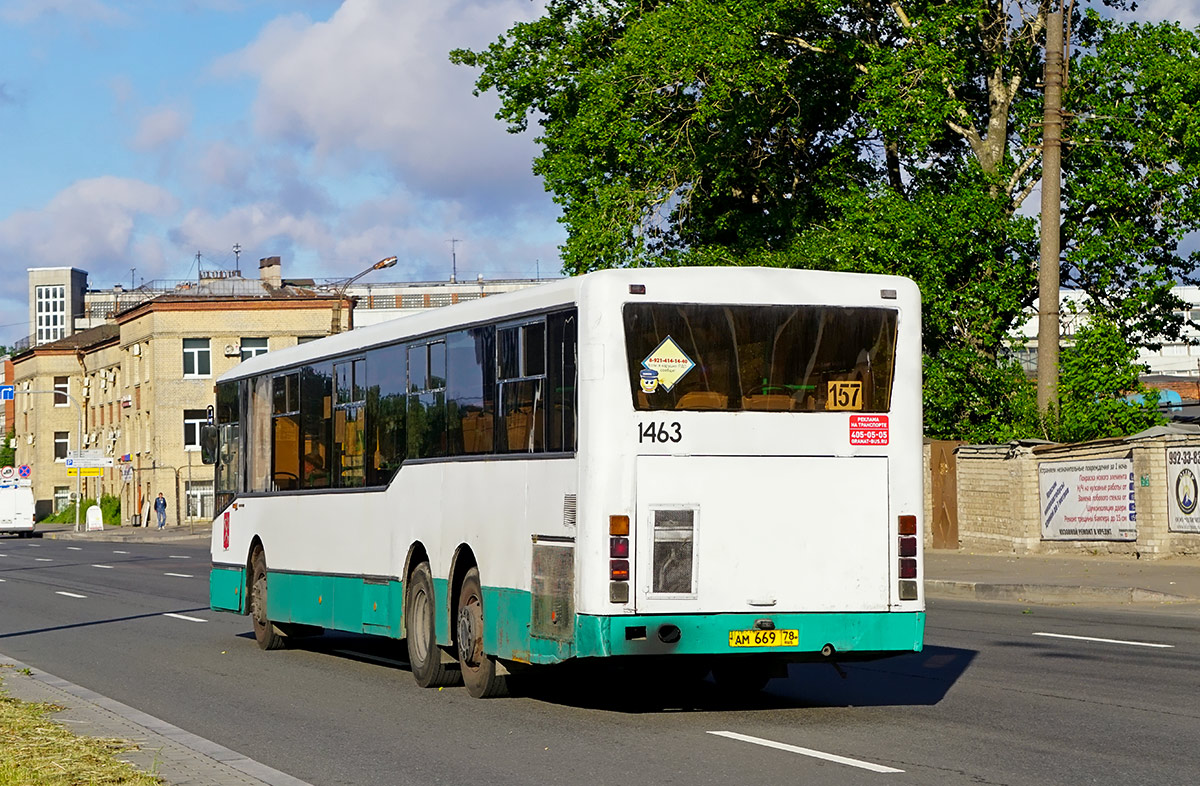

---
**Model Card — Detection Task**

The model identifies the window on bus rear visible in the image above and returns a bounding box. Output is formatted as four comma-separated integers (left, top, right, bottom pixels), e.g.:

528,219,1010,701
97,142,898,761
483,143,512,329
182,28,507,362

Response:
623,303,897,412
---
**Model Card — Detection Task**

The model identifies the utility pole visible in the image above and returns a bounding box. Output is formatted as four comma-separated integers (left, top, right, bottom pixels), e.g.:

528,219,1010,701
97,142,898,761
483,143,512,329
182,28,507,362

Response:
1037,7,1065,415
448,238,460,283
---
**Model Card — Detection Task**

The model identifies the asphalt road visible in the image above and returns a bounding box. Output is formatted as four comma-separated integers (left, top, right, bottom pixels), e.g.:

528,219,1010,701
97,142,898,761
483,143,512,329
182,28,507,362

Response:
1,535,1198,786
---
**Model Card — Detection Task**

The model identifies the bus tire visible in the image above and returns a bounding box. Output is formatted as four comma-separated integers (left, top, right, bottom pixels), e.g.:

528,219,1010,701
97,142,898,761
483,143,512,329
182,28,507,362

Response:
406,562,458,688
250,548,286,651
456,567,507,698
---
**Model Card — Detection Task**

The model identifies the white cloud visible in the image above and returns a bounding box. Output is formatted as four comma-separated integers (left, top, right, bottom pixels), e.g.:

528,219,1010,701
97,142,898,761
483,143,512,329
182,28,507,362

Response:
0,176,177,270
131,106,191,152
1133,0,1200,26
215,0,547,204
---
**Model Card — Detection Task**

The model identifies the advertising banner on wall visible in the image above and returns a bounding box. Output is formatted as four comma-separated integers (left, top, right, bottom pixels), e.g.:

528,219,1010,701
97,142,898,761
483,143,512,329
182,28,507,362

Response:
1166,446,1200,533
1038,458,1136,541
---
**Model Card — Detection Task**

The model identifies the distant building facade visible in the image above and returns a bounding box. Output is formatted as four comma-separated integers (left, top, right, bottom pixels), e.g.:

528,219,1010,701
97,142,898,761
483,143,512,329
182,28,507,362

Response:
15,257,549,521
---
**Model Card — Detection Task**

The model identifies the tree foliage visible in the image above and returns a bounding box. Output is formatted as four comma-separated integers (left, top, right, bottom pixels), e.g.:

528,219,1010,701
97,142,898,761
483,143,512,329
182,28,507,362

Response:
1057,318,1164,442
453,0,1200,441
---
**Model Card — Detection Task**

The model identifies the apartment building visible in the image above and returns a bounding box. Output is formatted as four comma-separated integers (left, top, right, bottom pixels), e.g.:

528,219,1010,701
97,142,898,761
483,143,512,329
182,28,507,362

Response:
13,257,551,523
12,265,339,522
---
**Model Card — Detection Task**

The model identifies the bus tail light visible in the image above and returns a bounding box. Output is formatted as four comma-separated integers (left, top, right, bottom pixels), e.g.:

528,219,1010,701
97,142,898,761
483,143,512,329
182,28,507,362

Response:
898,515,918,600
610,515,631,602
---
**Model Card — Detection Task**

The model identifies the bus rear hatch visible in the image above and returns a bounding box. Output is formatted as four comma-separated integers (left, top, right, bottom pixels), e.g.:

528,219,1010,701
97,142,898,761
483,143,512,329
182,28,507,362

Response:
633,455,890,614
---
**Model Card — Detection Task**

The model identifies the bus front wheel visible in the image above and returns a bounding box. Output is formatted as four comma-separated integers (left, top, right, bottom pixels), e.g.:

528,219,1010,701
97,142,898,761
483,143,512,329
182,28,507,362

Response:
250,549,285,651
456,567,506,698
406,562,459,688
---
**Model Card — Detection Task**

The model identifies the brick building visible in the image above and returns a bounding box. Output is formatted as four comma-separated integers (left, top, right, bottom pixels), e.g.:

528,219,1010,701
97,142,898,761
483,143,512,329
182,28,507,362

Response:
12,264,340,523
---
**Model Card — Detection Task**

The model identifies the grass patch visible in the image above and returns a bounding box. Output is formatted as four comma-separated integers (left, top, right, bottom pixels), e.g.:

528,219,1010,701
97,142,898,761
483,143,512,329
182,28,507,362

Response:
0,672,160,785
40,495,122,526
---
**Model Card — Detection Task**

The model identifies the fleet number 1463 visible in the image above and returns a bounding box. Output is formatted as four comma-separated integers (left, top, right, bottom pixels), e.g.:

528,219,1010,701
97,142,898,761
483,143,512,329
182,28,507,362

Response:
638,421,682,443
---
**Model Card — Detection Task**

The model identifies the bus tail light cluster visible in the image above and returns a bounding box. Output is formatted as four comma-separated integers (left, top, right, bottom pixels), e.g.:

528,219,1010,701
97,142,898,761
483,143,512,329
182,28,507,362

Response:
898,514,918,600
610,515,630,603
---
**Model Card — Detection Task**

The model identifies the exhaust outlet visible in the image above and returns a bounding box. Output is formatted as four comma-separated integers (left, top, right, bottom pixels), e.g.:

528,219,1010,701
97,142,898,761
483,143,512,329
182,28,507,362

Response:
657,624,682,644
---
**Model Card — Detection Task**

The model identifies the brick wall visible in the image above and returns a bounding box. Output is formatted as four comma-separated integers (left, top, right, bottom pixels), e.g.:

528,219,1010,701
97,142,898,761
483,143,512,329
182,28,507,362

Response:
933,435,1200,557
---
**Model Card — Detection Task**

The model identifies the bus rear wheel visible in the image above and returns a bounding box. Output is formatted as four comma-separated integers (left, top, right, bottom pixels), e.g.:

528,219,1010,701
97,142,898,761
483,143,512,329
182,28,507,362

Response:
456,567,506,698
250,548,285,651
406,562,459,688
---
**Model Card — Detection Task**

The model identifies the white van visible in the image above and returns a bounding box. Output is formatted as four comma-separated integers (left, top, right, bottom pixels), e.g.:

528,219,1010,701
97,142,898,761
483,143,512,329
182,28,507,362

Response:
0,480,36,538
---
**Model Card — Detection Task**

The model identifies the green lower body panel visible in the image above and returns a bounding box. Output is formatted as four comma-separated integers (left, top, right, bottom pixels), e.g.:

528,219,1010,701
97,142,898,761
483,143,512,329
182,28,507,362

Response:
210,566,923,666
210,566,246,614
575,611,926,660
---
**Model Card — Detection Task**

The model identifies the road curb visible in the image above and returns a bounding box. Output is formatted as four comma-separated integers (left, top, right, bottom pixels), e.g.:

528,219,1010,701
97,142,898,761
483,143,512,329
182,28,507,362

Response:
925,579,1194,605
39,529,209,544
0,654,312,786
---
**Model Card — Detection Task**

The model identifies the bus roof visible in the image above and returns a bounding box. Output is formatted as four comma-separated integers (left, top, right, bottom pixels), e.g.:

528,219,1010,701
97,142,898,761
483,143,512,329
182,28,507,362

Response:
218,266,917,383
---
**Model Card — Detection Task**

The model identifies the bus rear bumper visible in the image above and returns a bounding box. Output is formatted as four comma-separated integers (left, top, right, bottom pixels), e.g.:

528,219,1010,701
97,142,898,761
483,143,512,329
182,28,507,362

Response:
574,611,925,660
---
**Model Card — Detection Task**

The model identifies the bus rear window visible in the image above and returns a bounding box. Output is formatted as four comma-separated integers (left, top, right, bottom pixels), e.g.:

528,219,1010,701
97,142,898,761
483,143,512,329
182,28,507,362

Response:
623,303,897,413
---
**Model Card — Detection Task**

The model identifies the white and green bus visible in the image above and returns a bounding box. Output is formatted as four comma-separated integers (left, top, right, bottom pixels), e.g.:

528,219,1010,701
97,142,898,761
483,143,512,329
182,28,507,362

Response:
205,266,924,697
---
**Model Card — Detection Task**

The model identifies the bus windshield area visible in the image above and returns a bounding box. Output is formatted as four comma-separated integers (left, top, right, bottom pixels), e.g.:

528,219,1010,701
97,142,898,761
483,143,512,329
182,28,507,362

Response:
624,303,898,413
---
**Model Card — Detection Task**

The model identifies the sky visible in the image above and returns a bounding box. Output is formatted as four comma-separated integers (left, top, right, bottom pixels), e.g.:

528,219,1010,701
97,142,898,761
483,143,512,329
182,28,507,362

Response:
1,0,1197,349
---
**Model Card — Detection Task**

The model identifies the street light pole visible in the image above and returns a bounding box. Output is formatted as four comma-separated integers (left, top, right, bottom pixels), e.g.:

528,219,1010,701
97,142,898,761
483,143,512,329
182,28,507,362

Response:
22,389,84,532
329,256,399,335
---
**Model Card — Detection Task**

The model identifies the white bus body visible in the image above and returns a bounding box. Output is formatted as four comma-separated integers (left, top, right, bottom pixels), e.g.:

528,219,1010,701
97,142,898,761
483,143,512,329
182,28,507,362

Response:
208,267,924,694
0,480,36,537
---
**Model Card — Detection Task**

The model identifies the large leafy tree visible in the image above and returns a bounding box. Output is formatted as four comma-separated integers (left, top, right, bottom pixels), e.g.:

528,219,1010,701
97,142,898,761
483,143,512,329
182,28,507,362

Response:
453,0,1200,441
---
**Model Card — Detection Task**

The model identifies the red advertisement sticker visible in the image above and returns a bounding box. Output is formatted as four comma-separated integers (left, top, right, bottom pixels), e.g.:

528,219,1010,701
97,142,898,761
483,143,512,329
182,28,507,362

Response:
850,414,889,445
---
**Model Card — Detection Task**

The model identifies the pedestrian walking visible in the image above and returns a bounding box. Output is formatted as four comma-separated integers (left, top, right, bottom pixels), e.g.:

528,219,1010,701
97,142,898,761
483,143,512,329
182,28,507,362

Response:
154,492,167,529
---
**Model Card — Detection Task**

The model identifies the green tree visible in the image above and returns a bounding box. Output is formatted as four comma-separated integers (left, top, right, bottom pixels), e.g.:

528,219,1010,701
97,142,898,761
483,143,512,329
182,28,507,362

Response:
453,1,1200,442
0,430,14,467
1057,318,1164,442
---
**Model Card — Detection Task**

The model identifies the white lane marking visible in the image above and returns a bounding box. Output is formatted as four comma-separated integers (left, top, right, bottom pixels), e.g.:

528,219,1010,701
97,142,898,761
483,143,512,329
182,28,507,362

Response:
164,572,194,578
0,578,6,582
707,731,904,774
92,564,114,569
113,550,129,554
0,554,7,557
34,558,52,562
67,546,82,551
164,613,207,623
1033,632,1174,649
56,591,87,598
168,555,191,559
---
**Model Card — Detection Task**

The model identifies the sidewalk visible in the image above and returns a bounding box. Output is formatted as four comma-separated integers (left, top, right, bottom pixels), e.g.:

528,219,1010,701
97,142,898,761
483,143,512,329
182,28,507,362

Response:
925,548,1200,605
37,521,212,544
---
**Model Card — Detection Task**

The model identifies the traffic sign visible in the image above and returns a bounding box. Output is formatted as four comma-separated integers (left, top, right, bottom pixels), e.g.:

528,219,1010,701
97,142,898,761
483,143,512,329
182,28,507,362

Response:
67,467,103,477
17,465,31,479
65,454,114,468
0,466,13,481
0,385,13,401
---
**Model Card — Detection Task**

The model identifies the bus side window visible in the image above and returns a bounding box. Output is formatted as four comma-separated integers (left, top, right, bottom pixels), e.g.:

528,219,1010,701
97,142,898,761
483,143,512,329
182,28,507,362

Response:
498,322,546,453
366,343,406,484
408,341,448,459
300,365,332,489
547,310,577,452
447,327,495,456
271,372,300,491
